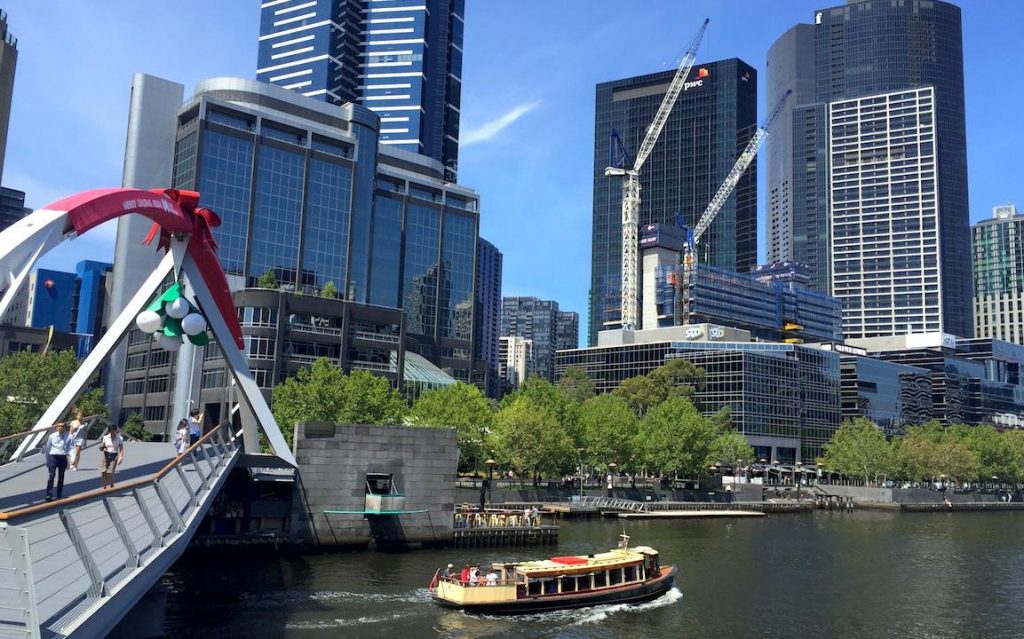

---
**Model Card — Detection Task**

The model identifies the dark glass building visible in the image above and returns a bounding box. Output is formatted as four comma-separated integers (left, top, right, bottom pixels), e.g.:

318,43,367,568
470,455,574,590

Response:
256,0,465,180
972,205,1024,344
590,58,758,344
837,352,931,436
0,9,15,184
0,185,26,231
473,237,502,397
555,311,579,351
768,0,971,337
555,338,841,462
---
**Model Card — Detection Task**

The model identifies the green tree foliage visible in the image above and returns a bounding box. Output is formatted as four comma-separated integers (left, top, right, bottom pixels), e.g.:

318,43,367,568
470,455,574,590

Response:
557,366,595,404
320,281,338,299
578,394,637,468
819,418,894,481
897,422,979,482
949,424,1016,481
712,428,755,470
491,397,574,483
408,382,493,469
1004,430,1024,482
503,375,581,447
121,412,151,442
272,358,406,447
256,268,279,289
635,396,717,478
0,349,109,437
614,359,706,416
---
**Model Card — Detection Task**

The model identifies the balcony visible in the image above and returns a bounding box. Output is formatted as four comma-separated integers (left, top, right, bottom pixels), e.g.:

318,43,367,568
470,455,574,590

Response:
350,359,395,374
291,322,343,337
352,330,400,345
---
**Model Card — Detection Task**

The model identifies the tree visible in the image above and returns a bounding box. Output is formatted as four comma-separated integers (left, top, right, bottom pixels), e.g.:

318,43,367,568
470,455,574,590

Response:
1003,430,1024,483
558,366,595,404
897,422,979,483
256,268,279,289
272,358,406,447
819,418,893,482
408,382,494,470
502,375,581,447
490,397,574,483
614,359,706,416
321,281,338,299
0,349,108,437
121,412,151,442
578,394,637,468
711,429,755,471
950,424,1016,482
635,396,718,478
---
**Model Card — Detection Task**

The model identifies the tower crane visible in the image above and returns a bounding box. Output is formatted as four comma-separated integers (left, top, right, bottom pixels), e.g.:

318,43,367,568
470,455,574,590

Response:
605,18,709,331
674,88,794,325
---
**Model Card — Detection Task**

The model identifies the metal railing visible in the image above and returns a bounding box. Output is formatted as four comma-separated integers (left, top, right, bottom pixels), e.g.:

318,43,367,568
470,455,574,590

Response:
2,414,105,464
351,330,400,345
0,425,239,639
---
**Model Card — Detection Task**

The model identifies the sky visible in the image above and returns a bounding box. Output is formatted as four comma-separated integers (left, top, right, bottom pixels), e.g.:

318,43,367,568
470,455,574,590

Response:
4,0,1024,348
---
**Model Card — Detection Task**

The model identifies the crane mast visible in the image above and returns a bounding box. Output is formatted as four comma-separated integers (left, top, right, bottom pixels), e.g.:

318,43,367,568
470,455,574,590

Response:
605,18,709,331
676,89,794,325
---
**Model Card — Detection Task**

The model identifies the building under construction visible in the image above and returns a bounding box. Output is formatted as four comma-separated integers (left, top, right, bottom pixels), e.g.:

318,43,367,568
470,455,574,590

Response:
609,223,842,344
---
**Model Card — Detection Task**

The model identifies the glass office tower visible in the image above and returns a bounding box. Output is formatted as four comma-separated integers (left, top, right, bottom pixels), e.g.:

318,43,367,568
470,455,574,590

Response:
257,0,464,181
768,0,971,337
973,205,1024,345
590,58,758,344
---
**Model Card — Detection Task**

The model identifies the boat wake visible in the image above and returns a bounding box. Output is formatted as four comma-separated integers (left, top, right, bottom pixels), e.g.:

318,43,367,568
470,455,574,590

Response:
284,611,417,629
571,587,683,625
239,587,432,608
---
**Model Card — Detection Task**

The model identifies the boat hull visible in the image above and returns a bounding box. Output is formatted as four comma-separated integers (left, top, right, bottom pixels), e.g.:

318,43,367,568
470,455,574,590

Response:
433,565,676,615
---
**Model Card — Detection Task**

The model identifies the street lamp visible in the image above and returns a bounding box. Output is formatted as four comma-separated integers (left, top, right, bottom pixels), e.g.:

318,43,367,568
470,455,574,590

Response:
607,462,618,497
772,459,780,486
796,462,804,500
577,448,585,502
485,458,496,506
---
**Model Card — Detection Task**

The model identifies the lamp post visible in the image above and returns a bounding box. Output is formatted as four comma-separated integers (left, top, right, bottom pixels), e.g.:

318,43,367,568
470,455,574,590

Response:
607,462,618,498
772,459,780,486
484,458,496,507
796,461,803,501
577,448,585,502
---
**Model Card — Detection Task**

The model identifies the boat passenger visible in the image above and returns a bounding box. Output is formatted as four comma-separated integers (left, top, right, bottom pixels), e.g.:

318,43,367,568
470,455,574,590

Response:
443,564,454,579
469,566,480,586
460,566,470,585
486,570,498,586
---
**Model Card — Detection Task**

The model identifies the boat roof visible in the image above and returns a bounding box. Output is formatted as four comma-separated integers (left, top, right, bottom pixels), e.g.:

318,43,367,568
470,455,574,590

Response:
495,546,659,576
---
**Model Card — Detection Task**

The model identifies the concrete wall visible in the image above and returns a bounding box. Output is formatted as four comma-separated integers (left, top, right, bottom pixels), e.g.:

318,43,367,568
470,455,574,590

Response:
293,422,457,549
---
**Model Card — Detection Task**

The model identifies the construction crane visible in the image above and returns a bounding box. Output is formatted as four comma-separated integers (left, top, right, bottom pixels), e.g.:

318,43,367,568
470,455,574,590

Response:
674,88,794,325
605,18,709,331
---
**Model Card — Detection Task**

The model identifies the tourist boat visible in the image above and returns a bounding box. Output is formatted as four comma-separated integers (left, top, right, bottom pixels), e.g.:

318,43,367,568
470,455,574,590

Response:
430,534,676,614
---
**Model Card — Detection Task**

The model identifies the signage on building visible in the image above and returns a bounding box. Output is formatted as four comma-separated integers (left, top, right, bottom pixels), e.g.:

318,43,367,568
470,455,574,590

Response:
710,327,725,340
684,67,710,92
684,326,704,340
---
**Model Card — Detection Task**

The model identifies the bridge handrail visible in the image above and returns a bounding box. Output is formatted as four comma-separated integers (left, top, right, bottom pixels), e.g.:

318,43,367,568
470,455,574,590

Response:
0,424,230,522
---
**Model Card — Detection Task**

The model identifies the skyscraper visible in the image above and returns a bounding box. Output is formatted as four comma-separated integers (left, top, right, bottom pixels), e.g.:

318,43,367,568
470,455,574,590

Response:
768,0,971,338
555,311,579,351
973,205,1024,344
256,0,464,181
474,238,502,397
501,296,564,382
0,9,16,185
590,59,758,344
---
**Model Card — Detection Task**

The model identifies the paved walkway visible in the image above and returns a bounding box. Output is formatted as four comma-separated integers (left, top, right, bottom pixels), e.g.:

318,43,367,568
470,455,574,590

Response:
0,440,178,512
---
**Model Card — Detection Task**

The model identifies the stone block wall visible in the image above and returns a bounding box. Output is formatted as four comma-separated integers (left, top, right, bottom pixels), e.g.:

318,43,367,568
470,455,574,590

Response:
292,422,458,548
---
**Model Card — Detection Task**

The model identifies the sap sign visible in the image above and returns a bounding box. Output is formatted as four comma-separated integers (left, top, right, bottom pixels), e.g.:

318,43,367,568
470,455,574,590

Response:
684,326,704,340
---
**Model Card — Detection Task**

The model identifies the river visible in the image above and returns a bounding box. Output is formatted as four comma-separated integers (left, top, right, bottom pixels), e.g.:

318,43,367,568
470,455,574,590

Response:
160,511,1024,638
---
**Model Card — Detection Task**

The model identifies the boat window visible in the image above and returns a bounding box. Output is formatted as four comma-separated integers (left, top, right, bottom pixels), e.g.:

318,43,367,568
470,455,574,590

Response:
544,579,557,595
625,565,638,582
594,571,607,588
528,580,542,596
561,576,576,593
609,569,622,586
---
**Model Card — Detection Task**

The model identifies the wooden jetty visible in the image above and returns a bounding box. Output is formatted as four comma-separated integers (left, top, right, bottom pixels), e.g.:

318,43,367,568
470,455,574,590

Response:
617,510,764,519
452,525,559,548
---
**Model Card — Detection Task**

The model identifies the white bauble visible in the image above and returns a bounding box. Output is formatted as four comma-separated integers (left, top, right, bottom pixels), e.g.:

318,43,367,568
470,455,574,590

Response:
181,313,208,336
165,297,190,319
136,310,163,334
155,332,183,351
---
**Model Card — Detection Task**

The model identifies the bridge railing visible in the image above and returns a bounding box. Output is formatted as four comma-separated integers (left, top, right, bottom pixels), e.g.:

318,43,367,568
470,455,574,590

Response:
0,413,106,465
0,424,238,639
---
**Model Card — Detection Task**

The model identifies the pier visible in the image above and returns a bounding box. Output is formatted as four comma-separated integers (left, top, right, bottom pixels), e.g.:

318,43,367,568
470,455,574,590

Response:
452,525,558,548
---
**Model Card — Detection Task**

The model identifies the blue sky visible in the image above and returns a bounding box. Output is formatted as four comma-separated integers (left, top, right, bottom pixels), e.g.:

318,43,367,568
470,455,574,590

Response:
4,0,1023,347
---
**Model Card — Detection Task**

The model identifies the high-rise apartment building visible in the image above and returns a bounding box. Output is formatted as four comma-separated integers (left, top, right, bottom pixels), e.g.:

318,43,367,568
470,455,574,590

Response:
501,296,567,381
973,205,1024,344
767,0,971,338
474,238,502,397
590,59,758,344
256,0,464,181
0,9,16,184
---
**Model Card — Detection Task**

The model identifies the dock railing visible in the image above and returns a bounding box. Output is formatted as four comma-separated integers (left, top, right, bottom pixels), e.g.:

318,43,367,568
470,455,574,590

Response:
0,424,238,639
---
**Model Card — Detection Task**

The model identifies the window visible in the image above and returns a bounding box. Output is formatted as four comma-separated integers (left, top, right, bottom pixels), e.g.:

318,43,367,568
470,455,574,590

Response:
144,405,165,421
594,571,607,588
202,368,226,389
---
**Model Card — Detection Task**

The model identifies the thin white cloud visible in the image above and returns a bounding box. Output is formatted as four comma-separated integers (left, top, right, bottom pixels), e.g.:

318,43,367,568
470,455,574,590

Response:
461,101,541,146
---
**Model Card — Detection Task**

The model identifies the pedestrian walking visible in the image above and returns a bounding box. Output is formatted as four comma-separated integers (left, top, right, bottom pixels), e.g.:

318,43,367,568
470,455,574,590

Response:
173,419,189,455
44,421,73,501
99,424,125,490
187,408,204,446
68,408,87,471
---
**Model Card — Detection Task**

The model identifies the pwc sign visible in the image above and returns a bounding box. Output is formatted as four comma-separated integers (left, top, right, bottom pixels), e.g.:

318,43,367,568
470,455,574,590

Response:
684,67,710,92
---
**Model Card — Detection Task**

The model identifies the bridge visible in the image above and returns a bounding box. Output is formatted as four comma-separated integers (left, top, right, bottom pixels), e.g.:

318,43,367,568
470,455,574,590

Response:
0,189,297,637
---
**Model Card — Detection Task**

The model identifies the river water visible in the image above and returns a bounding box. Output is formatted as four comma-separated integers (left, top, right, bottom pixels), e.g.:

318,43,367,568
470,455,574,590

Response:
161,511,1024,638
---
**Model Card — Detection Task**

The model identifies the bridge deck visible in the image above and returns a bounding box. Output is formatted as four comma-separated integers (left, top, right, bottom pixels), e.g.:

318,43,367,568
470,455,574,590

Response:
0,441,179,513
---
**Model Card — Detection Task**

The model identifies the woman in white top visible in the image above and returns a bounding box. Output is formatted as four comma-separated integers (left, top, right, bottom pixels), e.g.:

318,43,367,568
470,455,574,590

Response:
173,419,189,455
99,424,125,490
69,408,87,471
